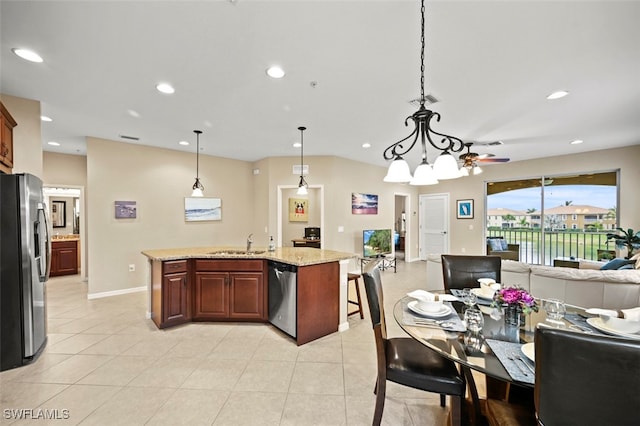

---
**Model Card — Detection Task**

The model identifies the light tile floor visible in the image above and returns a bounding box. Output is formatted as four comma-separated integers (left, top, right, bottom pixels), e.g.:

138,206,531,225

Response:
1,260,460,425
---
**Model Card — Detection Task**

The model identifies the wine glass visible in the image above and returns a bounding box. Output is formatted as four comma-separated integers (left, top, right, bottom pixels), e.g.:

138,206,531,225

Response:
464,308,484,333
462,288,477,309
544,299,566,324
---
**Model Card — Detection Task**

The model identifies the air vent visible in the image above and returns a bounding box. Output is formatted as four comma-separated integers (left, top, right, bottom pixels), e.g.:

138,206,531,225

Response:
119,134,140,141
487,141,504,146
409,94,438,107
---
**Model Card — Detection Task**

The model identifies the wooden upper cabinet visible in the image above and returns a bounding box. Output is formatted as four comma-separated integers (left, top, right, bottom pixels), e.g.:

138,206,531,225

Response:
0,101,17,174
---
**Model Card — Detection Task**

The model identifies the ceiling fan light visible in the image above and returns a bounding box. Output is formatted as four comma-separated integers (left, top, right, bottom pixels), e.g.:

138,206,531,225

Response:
473,165,483,175
459,166,469,177
433,152,461,180
410,162,438,185
384,157,413,183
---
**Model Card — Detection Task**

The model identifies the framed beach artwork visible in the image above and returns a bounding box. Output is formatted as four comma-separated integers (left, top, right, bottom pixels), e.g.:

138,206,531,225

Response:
352,192,378,215
456,199,474,219
115,200,137,219
185,197,222,222
289,198,308,222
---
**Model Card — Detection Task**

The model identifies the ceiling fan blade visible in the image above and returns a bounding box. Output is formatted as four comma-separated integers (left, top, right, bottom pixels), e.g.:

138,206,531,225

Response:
477,158,510,163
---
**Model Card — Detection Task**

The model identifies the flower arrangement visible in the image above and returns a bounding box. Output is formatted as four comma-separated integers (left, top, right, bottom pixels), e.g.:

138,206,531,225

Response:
491,286,539,314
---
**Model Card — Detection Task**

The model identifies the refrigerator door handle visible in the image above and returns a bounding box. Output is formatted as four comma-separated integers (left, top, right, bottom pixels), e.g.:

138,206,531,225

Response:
36,203,51,281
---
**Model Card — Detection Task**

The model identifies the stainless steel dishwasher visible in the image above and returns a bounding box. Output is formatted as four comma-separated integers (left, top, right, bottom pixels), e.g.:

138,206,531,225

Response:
268,261,297,338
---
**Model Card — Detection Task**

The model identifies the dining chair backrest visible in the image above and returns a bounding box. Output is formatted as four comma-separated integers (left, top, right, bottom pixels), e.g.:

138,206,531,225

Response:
362,260,386,340
534,327,640,426
441,254,502,292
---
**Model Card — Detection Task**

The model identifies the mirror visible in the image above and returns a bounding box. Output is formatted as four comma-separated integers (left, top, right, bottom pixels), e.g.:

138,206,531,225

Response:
51,200,66,228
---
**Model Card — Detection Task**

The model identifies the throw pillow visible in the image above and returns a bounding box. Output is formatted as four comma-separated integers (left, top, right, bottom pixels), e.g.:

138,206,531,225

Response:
630,252,640,270
618,264,634,270
500,239,509,250
600,258,635,270
488,239,503,251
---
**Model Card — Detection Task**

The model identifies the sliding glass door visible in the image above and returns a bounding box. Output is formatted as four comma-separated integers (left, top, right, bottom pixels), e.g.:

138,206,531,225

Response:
486,170,618,265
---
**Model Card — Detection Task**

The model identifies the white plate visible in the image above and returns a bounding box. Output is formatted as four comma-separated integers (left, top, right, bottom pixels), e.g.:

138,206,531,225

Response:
586,318,640,340
521,342,535,362
407,301,452,318
471,288,495,301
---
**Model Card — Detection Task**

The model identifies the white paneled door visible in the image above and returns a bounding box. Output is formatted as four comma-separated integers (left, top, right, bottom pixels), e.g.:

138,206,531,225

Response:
419,194,449,260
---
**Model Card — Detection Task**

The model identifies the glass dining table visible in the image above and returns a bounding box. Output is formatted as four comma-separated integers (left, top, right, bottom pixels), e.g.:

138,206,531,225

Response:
393,296,591,388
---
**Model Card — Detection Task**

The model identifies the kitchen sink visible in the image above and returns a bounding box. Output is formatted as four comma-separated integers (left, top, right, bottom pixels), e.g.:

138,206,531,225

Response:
208,250,266,255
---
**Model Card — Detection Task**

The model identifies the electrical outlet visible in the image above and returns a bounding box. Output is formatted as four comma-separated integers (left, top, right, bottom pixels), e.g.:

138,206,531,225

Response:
128,264,135,272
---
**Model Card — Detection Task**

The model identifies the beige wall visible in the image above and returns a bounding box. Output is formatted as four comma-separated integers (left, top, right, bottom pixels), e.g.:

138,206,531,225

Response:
418,144,640,255
85,137,255,296
43,152,87,188
0,94,42,177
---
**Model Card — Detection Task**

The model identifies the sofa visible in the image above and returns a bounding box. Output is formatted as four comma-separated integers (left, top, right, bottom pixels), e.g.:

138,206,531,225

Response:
486,237,520,261
426,254,640,309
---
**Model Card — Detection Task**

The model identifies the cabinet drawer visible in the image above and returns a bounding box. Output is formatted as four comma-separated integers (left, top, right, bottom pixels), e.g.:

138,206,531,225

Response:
52,240,77,249
163,260,188,274
195,259,264,272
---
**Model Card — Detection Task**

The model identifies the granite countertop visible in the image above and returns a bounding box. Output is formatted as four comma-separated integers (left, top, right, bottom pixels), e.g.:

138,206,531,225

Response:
141,246,356,267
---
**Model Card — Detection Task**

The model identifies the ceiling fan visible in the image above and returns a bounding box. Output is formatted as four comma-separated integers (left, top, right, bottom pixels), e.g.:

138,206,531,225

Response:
458,142,510,175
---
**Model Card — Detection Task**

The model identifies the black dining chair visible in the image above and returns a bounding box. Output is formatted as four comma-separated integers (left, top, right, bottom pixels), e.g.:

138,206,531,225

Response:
534,326,640,426
361,260,466,426
441,254,501,292
486,326,640,426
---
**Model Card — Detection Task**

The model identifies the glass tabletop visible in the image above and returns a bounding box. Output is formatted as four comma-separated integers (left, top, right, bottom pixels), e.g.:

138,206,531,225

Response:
393,296,589,387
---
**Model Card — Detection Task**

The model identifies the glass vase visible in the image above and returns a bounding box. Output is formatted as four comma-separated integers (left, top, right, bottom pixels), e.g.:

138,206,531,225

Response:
504,304,524,327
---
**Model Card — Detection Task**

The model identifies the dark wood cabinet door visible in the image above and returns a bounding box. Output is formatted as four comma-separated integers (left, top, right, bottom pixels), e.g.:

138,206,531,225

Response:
162,272,188,325
194,272,229,319
56,248,77,274
229,272,264,320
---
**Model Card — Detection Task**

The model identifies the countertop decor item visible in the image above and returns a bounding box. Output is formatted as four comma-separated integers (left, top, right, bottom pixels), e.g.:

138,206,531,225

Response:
382,0,465,185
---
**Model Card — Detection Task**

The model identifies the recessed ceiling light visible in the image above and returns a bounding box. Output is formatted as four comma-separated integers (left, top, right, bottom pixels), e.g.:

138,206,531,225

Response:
266,66,285,79
179,140,189,146
127,109,140,118
156,83,175,94
571,139,583,145
47,141,60,146
41,115,52,122
362,143,371,149
547,90,569,100
12,48,43,63
293,142,301,148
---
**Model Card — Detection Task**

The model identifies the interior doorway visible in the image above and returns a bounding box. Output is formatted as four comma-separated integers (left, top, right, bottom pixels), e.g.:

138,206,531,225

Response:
277,185,325,248
394,193,410,262
43,185,87,282
419,193,450,260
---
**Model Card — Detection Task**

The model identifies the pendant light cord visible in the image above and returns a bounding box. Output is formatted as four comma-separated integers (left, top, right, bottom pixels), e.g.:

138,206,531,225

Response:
420,0,425,106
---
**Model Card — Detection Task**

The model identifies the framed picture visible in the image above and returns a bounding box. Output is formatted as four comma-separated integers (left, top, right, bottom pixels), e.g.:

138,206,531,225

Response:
115,201,137,219
352,192,378,215
289,198,308,222
457,199,474,219
185,197,222,222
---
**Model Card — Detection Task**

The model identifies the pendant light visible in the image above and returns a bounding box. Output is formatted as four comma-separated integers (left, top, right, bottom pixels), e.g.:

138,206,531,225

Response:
383,0,465,184
191,130,204,197
296,126,308,195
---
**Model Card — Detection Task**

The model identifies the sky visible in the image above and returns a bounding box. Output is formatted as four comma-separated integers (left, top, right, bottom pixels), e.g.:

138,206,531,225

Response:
487,185,616,211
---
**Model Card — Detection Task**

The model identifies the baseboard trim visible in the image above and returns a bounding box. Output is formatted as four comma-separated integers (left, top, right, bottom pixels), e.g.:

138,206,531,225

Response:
87,286,147,300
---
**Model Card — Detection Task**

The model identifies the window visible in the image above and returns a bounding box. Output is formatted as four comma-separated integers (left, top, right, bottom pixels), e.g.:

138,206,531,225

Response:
486,170,618,265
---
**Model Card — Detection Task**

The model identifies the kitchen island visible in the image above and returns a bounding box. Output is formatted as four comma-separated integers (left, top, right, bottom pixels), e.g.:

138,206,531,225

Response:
142,247,355,345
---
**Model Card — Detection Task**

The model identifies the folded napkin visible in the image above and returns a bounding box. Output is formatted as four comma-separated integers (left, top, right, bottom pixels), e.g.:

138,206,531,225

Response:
407,289,458,302
585,306,640,321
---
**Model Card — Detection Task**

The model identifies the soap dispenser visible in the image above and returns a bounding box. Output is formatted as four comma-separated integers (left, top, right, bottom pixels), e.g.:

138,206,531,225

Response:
268,236,276,252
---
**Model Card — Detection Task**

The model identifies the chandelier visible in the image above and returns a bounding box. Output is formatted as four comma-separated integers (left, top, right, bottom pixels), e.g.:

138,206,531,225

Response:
191,130,204,197
296,126,308,195
383,0,465,185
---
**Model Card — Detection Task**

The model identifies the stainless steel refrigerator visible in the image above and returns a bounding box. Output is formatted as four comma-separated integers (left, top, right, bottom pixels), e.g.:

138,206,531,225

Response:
1,173,50,371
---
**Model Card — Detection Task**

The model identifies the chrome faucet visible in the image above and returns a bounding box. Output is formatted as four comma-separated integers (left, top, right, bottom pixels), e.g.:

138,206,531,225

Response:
246,233,253,253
